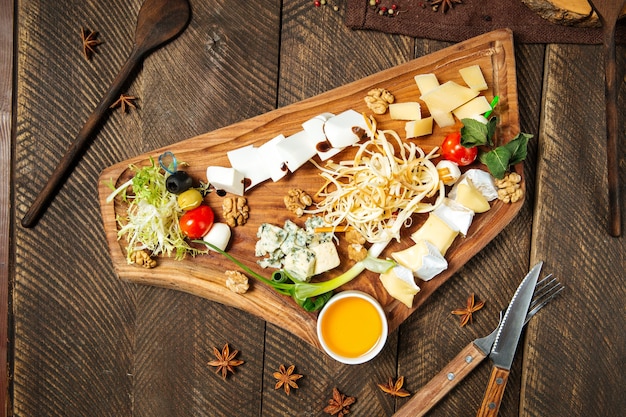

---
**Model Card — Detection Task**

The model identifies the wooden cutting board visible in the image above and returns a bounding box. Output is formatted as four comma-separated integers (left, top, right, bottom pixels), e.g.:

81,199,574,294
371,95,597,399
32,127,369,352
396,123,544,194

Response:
98,29,522,350
522,0,626,27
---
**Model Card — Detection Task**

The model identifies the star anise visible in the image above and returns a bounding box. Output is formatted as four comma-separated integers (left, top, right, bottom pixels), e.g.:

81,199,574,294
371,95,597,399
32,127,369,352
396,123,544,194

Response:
207,343,244,380
273,364,303,395
452,293,485,327
110,94,137,113
430,0,462,13
324,387,356,417
80,27,101,60
377,376,411,398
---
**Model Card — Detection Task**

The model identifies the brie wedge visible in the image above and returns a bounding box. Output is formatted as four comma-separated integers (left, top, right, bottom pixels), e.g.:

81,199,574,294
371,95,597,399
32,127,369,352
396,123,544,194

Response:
379,265,420,308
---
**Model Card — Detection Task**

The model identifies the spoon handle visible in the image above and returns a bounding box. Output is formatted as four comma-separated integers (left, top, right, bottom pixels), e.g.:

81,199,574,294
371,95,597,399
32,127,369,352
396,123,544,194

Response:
602,22,622,237
21,47,143,228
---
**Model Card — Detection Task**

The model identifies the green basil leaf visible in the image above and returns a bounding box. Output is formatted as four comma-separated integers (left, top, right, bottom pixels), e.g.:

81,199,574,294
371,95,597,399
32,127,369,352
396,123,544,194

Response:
485,117,498,146
504,132,532,165
480,147,512,179
460,118,489,148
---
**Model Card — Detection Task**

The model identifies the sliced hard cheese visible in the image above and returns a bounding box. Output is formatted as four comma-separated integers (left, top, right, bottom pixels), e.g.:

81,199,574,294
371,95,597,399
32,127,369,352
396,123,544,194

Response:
405,117,433,138
227,145,271,191
454,181,491,213
414,73,440,95
206,166,245,196
389,102,421,120
310,241,341,275
391,240,448,281
324,109,368,148
258,134,289,182
410,213,459,256
430,110,456,128
459,64,488,91
379,265,420,308
433,198,475,236
420,81,480,114
275,130,317,172
452,96,492,120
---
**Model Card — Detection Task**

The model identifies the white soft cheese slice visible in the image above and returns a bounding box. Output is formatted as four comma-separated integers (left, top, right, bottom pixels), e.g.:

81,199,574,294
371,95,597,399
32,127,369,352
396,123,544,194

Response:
449,169,498,201
405,117,433,138
389,102,421,120
433,198,475,236
324,109,368,148
258,134,289,182
452,96,492,120
459,64,488,91
421,81,480,114
410,213,459,256
310,241,341,275
202,223,231,252
302,113,342,161
414,73,440,95
206,166,245,196
227,145,271,191
379,265,420,308
275,130,317,172
392,240,448,281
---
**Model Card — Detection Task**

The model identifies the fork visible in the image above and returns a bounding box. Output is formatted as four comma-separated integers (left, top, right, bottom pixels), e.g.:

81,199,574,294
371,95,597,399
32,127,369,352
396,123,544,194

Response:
392,274,564,417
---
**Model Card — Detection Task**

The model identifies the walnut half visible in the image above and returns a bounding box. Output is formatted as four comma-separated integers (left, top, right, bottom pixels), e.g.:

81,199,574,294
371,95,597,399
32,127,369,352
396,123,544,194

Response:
284,189,313,217
365,88,395,115
494,172,524,203
129,249,157,269
222,196,249,227
225,270,249,294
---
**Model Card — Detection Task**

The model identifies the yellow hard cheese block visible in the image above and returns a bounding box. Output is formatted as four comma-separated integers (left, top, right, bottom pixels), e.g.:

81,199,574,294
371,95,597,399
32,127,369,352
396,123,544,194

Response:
420,81,480,114
455,181,491,213
405,117,433,138
459,64,488,91
389,102,421,120
379,266,420,308
414,73,439,95
452,96,492,120
410,213,459,256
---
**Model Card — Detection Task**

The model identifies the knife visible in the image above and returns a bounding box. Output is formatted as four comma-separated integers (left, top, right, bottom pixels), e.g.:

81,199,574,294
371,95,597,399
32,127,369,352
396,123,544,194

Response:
391,262,543,417
475,261,542,416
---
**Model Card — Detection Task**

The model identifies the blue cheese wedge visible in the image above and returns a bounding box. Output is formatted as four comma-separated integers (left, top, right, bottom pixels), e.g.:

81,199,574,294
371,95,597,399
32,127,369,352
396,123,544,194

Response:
255,223,287,256
391,240,448,281
433,198,475,236
410,213,459,256
379,265,420,308
283,246,316,282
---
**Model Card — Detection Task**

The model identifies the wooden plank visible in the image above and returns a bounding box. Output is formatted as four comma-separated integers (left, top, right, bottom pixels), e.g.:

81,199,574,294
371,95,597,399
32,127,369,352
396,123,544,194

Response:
0,0,13,415
523,42,626,417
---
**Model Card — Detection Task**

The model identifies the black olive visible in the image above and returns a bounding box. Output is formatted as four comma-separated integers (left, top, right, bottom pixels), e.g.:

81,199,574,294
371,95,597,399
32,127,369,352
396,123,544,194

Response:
166,171,193,194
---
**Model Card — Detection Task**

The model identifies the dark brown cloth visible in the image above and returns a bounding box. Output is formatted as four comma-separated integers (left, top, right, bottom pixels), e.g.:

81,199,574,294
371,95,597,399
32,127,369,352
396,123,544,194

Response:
345,0,626,44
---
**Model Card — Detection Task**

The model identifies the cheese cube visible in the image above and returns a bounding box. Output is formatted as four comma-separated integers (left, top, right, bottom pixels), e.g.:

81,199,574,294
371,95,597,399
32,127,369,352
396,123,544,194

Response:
324,110,368,148
459,64,488,91
414,73,440,95
452,96,492,120
391,240,448,281
275,130,317,172
310,241,341,275
410,213,459,256
227,145,271,191
258,134,289,182
389,102,422,120
283,247,316,282
420,81,480,114
405,117,433,138
302,113,342,161
206,166,245,196
379,265,420,308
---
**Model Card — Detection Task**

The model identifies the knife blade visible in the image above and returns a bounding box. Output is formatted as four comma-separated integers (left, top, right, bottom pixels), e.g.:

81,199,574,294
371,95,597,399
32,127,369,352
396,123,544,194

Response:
475,261,542,417
391,264,545,417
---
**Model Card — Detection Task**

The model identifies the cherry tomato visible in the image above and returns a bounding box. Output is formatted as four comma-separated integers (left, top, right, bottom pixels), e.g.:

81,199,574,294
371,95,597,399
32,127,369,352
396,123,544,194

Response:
441,132,478,166
179,205,214,239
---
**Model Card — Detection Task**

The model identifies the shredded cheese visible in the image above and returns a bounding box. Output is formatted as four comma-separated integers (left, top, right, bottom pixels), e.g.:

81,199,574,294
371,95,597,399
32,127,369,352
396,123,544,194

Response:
308,116,444,243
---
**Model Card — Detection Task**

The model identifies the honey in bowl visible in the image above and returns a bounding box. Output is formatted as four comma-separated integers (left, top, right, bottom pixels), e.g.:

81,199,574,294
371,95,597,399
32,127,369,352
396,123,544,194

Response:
317,290,388,364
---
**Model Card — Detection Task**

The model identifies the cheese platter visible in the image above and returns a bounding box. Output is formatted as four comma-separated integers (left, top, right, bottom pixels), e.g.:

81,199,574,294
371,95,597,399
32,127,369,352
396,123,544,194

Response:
98,29,523,350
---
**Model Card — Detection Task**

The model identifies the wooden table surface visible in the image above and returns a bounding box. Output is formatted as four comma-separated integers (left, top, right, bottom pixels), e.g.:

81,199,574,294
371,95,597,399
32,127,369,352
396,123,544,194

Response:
2,1,625,416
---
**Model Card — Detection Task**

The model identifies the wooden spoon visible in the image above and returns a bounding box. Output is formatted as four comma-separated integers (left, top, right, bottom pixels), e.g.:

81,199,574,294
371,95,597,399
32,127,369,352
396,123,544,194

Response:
587,0,625,237
21,0,191,228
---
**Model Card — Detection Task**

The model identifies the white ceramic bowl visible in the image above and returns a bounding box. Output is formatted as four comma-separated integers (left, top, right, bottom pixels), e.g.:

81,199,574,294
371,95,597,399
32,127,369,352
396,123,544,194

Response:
316,290,388,365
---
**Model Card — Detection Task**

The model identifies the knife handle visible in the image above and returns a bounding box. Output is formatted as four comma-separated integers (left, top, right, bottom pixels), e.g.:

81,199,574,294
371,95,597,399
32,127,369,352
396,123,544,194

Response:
392,343,487,417
476,366,510,417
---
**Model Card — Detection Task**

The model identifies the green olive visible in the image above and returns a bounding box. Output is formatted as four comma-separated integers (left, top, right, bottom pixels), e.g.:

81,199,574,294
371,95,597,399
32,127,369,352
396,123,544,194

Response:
177,189,203,211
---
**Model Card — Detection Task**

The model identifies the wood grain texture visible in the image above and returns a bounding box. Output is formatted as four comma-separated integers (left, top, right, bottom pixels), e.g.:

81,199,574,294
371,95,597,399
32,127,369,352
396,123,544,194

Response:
521,42,626,417
0,0,13,414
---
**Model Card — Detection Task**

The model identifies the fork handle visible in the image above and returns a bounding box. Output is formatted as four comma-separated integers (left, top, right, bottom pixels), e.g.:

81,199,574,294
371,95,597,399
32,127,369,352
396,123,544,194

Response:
393,343,487,417
476,366,510,417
